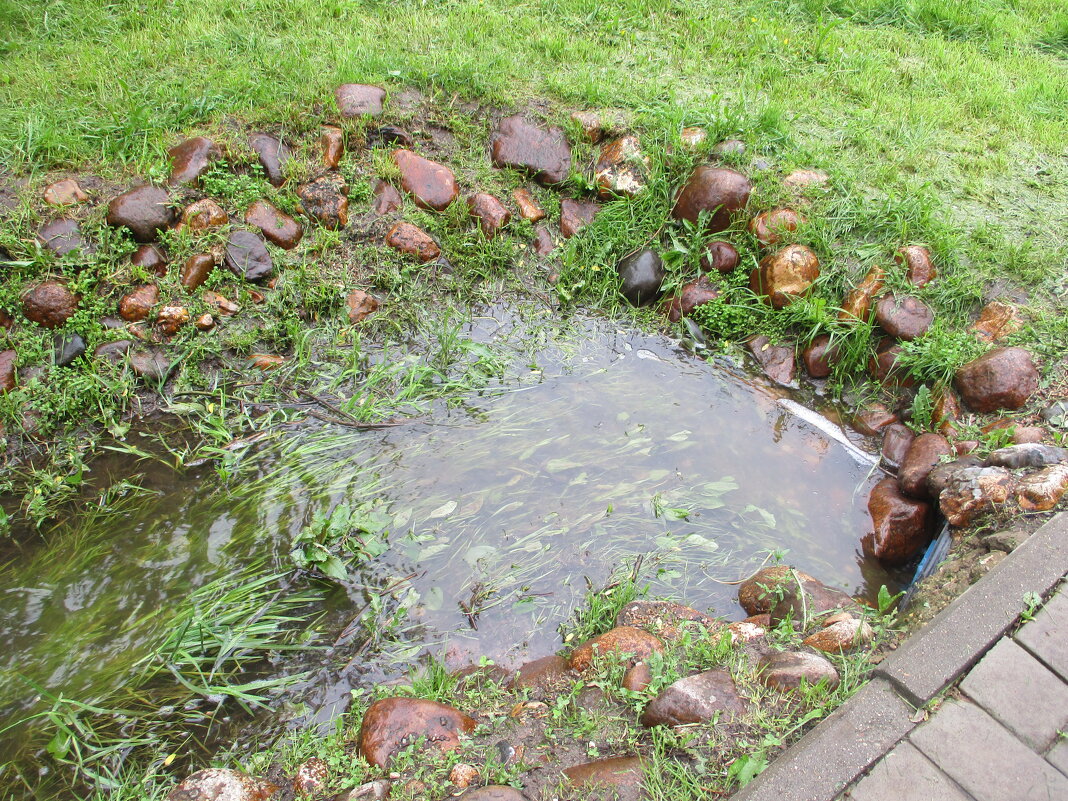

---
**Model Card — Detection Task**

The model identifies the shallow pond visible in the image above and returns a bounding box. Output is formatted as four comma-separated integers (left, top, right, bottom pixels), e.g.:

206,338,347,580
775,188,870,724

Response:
0,311,901,781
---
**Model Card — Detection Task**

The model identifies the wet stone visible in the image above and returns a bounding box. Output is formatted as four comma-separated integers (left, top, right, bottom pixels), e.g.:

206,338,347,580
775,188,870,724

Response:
875,294,934,341
1015,464,1068,512
783,169,829,189
346,290,380,323
512,188,545,221
43,178,88,206
297,174,349,229
615,600,720,640
738,566,816,616
768,575,858,628
571,110,606,143
38,219,93,257
371,125,414,148
511,654,574,694
22,281,78,328
896,245,936,287
467,193,511,238
864,476,934,565
840,265,886,322
712,139,746,157
107,185,174,243
986,443,1067,469
664,275,719,323
532,226,554,256
747,335,796,386
758,651,840,692
560,198,599,238
357,697,476,769
490,115,572,184
0,350,16,392
971,301,1021,344
119,284,159,322
853,403,898,436
181,198,228,232
802,334,833,378
622,662,653,693
802,617,873,653
245,200,303,249
570,626,664,672
335,83,386,117
700,240,740,273
128,349,173,382
250,133,290,187
371,180,403,216
224,231,273,282
748,208,803,247
679,126,707,149
881,423,915,471
458,786,528,801
870,343,913,386
320,126,344,168
131,244,167,277
166,768,277,801
392,149,458,211
672,166,752,232
294,757,328,796
955,347,1039,413
563,756,644,801
167,136,220,185
898,433,953,499
616,249,665,307
157,306,190,336
93,340,132,364
386,222,439,263
594,135,650,198
750,244,820,309
180,253,216,290
640,670,746,727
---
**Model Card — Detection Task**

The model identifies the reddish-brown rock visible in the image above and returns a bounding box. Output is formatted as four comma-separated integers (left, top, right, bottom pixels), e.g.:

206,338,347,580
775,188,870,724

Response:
107,185,174,242
738,566,816,616
297,174,349,229
758,651,839,691
898,433,952,499
1013,426,1046,444
870,343,913,387
358,697,475,769
320,126,344,168
513,188,545,221
622,662,653,693
392,149,458,211
511,654,574,694
896,245,936,287
563,756,643,800
664,275,720,323
802,618,873,653
768,576,859,628
38,219,93,257
457,787,527,801
43,179,88,206
250,354,285,370
560,198,599,239
783,169,829,189
467,193,511,238
748,208,803,247
490,116,572,184
0,350,16,392
747,335,796,385
167,136,220,185
194,313,215,331
203,291,240,315
180,253,216,290
955,347,1039,413
700,240,740,273
1016,465,1068,512
971,301,1021,343
875,294,934,340
939,466,1015,526
853,403,898,436
569,626,664,672
372,125,413,148
165,768,277,801
640,670,745,727
386,222,439,263
335,84,386,117
21,281,78,328
371,180,403,216
864,477,934,565
571,110,606,143
181,198,228,232
245,201,303,249
224,231,273,282
750,244,819,309
532,226,554,256
679,126,707,150
119,284,159,322
672,166,752,232
131,244,167,277
932,387,962,433
615,600,720,640
881,423,915,471
839,265,886,321
802,334,834,378
250,133,290,187
294,758,328,797
346,290,380,323
594,135,649,198
157,305,190,336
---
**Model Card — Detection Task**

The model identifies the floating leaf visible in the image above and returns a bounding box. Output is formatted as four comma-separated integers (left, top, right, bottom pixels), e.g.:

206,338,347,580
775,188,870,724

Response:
428,500,457,519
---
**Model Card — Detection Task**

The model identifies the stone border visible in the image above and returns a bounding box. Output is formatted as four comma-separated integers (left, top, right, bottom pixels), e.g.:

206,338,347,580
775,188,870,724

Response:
733,511,1068,801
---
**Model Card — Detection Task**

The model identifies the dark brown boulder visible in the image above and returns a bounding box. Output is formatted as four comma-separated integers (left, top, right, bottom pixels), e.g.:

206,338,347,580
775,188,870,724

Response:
640,670,745,727
346,290,380,323
895,245,936,287
700,240,740,273
839,265,885,321
869,342,913,387
864,477,934,565
385,222,439,263
622,662,653,693
512,188,545,221
0,350,16,392
94,339,132,364
181,198,228,232
371,180,403,216
875,294,934,341
616,249,664,307
594,135,649,198
881,423,915,471
224,231,273,282
898,433,952,498
802,334,833,378
357,697,475,769
467,193,511,238
128,349,174,382
167,136,220,185
511,654,574,694
563,756,644,801
245,201,303,249
297,174,349,229
320,126,344,168
250,133,290,187
22,281,78,328
664,275,719,322
107,185,174,242
747,335,796,386
119,284,159,322
750,244,819,309
853,403,898,436
758,651,840,691
335,84,386,117
131,244,167,277
371,125,413,148
748,208,803,247
490,115,572,184
738,566,816,616
768,576,858,628
532,226,554,256
180,253,216,290
939,465,1015,526
560,198,599,238
569,626,663,672
672,166,752,232
38,219,93,257
954,347,1039,413
615,600,720,640
392,149,458,211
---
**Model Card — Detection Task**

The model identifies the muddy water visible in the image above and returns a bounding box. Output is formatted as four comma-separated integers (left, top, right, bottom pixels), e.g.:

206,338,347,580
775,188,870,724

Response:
0,317,898,767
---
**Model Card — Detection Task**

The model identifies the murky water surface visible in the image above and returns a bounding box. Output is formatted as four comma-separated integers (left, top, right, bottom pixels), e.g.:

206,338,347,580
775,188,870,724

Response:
0,314,898,765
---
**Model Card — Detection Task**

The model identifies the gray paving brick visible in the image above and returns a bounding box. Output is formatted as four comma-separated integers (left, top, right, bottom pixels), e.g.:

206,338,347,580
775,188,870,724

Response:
960,637,1068,751
1016,585,1068,682
848,742,972,801
732,678,915,801
879,512,1068,705
1047,737,1068,779
910,700,1068,801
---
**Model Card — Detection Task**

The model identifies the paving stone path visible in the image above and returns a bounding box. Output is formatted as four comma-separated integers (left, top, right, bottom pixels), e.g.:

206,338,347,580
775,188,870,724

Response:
734,512,1068,801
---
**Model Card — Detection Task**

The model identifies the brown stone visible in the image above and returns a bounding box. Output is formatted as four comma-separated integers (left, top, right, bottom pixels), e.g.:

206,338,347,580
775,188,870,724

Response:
664,276,720,323
320,126,344,168
864,477,934,565
875,294,934,341
371,180,403,216
869,343,913,387
939,466,1015,527
640,670,745,727
955,347,1039,413
512,188,545,221
297,174,349,229
392,149,458,211
180,253,216,290
43,178,88,206
157,305,190,336
712,139,746,157
1016,464,1068,512
194,313,215,331
532,226,554,256
563,756,643,800
881,423,915,471
250,133,290,187
750,244,820,309
107,185,174,242
119,284,159,322
128,349,173,382
1013,426,1046,444
738,566,816,616
560,198,600,238
839,265,886,321
335,84,386,117
898,433,952,499
167,136,220,185
181,198,228,232
224,231,273,282
747,335,796,385
768,577,859,628
346,290,380,323
595,136,649,198
932,387,962,433
748,208,803,247
802,334,834,378
511,654,573,694
457,787,528,801
131,244,167,277
21,281,78,328
971,301,1022,344
94,340,132,364
853,403,898,436
251,354,285,370
895,245,936,287
245,201,302,249
386,222,439,263
571,111,605,143
615,600,720,640
783,169,829,189
672,166,752,232
700,240,740,273
0,350,16,392
802,618,874,653
679,127,707,149
727,620,767,643
357,697,476,769
622,662,653,693
467,193,511,238
758,651,839,692
38,219,93,257
372,125,414,148
569,626,664,672
293,758,328,797
165,768,277,801
203,291,240,315
490,115,572,184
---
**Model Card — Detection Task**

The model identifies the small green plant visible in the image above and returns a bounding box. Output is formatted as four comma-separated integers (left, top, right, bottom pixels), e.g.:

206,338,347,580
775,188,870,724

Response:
290,501,391,580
